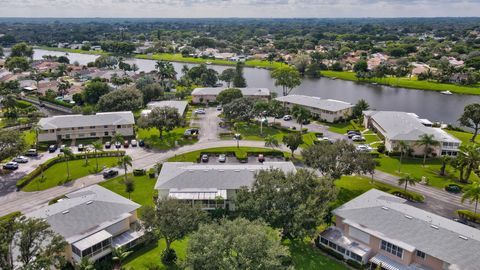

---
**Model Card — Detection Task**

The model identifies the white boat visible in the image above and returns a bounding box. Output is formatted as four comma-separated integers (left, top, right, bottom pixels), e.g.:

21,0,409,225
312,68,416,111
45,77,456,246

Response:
206,62,212,65
441,90,453,95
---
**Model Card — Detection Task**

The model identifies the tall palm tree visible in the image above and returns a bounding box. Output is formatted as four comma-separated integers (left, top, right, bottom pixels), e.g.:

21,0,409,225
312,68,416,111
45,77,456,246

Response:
264,135,279,149
113,133,124,159
155,60,177,88
63,147,74,179
439,155,451,176
92,141,103,172
416,134,439,167
461,181,480,214
457,143,480,183
397,140,409,173
30,122,41,148
118,155,133,182
131,63,139,74
112,247,132,269
398,175,417,192
291,105,311,132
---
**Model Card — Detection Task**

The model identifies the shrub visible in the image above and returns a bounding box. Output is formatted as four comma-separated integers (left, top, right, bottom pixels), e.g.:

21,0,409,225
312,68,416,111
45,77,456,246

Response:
314,132,324,137
390,189,424,202
148,168,156,178
445,184,462,193
161,248,177,265
48,195,67,205
369,152,380,158
377,143,386,154
235,150,248,162
457,210,480,223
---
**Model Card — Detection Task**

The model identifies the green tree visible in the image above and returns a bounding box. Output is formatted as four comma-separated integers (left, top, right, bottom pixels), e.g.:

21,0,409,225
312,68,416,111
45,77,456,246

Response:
264,135,279,149
141,198,207,265
292,53,310,76
10,42,33,58
219,68,236,88
222,97,255,123
75,257,94,270
124,178,135,199
396,140,410,173
236,169,337,239
139,106,183,139
233,62,247,88
118,155,133,183
57,80,71,96
5,56,29,72
0,46,3,58
457,143,480,182
84,81,111,104
186,218,291,270
92,140,103,172
398,175,417,192
271,66,301,96
62,147,74,179
439,155,451,176
352,99,370,119
155,60,177,89
416,134,439,167
267,52,276,63
462,181,480,214
353,60,368,73
97,87,143,112
268,99,285,124
0,129,26,163
216,88,243,105
282,133,303,157
291,105,310,131
459,103,480,142
112,247,132,269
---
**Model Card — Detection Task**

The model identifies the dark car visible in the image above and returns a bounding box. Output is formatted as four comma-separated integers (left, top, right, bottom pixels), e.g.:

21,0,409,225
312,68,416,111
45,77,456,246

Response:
201,154,209,162
77,144,84,152
25,149,38,157
103,169,119,179
48,145,57,153
301,119,311,125
105,141,111,149
123,140,130,148
115,142,121,149
138,140,145,147
3,162,19,170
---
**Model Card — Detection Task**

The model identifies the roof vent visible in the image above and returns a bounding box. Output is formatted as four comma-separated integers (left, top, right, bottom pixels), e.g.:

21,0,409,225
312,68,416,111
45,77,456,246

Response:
219,170,224,172
459,235,468,240
381,206,389,211
404,215,413,219
62,210,70,214
430,224,439,230
234,170,240,172
86,201,93,205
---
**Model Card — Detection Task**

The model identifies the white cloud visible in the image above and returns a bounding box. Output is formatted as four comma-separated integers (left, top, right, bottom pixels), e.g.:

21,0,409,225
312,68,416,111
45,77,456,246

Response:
0,0,479,17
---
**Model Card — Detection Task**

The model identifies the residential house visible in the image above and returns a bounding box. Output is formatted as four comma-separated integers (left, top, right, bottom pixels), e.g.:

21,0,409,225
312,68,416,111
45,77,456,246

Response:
141,100,189,117
448,57,464,68
319,189,480,270
191,87,271,104
363,111,461,156
26,185,143,264
368,53,388,70
155,162,296,210
276,95,354,123
37,111,135,142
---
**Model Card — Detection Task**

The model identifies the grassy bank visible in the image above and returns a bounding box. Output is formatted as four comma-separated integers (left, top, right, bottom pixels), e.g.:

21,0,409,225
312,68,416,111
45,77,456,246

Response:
36,46,109,56
322,70,480,95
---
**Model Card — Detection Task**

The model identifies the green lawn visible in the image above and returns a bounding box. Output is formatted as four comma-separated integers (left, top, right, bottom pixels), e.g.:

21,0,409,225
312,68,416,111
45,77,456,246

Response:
322,70,480,95
137,127,198,151
37,46,109,55
445,129,479,144
324,120,362,135
124,238,187,270
22,157,119,192
23,130,36,146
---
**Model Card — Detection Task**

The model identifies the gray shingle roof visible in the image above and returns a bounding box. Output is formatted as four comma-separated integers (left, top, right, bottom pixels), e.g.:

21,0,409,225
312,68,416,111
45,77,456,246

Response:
364,111,460,143
155,162,296,190
38,111,135,130
334,189,480,270
276,95,354,112
146,100,188,115
26,185,140,243
191,87,270,96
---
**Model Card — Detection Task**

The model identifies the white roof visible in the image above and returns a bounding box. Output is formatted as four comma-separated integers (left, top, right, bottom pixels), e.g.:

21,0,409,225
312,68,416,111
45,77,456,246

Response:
191,87,270,97
276,95,354,112
169,188,227,200
38,111,134,130
364,111,460,143
146,100,188,115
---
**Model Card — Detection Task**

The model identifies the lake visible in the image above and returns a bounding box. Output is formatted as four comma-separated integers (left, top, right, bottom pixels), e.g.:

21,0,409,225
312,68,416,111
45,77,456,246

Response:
34,49,480,125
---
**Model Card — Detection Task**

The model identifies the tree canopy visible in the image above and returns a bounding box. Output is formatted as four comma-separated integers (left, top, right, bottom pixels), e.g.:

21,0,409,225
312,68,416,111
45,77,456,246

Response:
138,106,183,138
97,86,143,112
271,66,301,96
216,88,243,105
0,129,26,163
222,97,255,122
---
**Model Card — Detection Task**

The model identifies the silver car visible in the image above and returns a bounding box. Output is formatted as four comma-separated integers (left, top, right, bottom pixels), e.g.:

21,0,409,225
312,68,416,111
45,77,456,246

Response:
218,154,226,163
13,156,28,163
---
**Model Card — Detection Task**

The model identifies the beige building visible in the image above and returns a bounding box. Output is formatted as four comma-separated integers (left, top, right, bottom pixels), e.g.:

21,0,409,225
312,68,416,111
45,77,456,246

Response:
141,100,189,117
37,111,135,142
363,111,461,156
319,189,480,270
26,185,143,264
191,87,271,104
276,95,354,123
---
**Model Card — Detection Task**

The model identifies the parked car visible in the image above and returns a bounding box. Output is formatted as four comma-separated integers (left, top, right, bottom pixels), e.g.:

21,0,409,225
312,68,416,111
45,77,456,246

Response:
48,145,57,153
131,139,138,147
218,154,226,163
25,149,38,157
356,144,373,152
301,119,311,125
216,105,222,111
103,169,119,179
258,154,265,163
105,141,111,149
115,142,121,149
78,144,84,152
3,161,19,170
201,154,209,162
184,128,200,137
138,140,145,147
290,126,297,130
59,145,66,152
194,109,206,114
347,130,361,138
13,156,28,163
351,135,366,142
123,140,130,148
317,137,333,144
133,169,146,176
283,115,292,121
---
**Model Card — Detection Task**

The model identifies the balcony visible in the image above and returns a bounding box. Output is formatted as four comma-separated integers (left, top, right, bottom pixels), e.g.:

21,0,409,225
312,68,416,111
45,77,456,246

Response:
319,227,372,264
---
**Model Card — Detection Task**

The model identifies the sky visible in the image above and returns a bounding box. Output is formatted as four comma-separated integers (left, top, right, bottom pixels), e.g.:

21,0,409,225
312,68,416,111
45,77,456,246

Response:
0,0,480,18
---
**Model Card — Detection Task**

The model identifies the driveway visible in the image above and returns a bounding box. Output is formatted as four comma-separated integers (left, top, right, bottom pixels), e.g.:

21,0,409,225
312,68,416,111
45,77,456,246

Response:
190,107,227,143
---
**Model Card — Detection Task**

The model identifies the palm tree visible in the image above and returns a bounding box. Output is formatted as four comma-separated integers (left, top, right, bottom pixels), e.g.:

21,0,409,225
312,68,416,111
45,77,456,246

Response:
63,147,74,179
30,122,41,148
416,134,439,167
131,63,139,74
112,247,132,269
113,133,124,159
264,135,279,149
154,161,163,175
439,155,451,176
92,141,103,172
457,144,480,183
118,155,133,182
398,175,417,192
291,105,311,132
396,140,409,173
155,60,177,88
461,181,480,214
57,79,72,97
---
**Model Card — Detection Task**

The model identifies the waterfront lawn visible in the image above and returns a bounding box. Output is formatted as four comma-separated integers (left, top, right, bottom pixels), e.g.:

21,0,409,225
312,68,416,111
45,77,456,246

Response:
37,46,109,55
137,127,198,151
322,71,480,95
22,157,118,192
445,129,480,144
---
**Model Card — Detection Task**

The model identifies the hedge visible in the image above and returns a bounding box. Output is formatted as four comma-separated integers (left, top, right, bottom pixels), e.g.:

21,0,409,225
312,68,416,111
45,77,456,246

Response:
48,195,67,205
16,151,125,189
39,96,75,108
0,211,21,223
457,210,480,223
389,189,425,202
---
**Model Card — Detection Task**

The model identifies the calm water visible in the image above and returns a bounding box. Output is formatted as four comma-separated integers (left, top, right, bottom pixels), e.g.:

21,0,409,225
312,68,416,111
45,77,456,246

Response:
34,49,480,125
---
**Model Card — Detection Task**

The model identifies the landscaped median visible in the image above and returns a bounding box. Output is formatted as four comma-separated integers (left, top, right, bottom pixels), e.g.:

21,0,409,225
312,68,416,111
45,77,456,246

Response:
17,151,125,192
136,127,198,150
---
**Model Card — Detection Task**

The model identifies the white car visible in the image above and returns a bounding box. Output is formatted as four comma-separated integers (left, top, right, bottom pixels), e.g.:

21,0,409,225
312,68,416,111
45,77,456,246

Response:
131,139,138,147
351,135,366,142
218,154,226,163
13,156,28,163
283,115,292,121
356,144,373,153
194,109,206,114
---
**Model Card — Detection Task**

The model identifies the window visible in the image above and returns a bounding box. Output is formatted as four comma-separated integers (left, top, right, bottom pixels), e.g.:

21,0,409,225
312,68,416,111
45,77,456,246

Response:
104,132,109,136
104,125,108,128
350,252,362,262
416,250,426,259
380,240,403,258
117,125,121,128
90,126,95,129
90,132,96,136
78,127,84,130
337,246,346,254
328,241,337,249
320,237,329,245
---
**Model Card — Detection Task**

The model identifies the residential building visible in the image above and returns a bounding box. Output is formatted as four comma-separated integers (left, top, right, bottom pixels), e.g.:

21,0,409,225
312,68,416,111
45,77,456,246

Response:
155,162,296,210
363,111,461,156
26,185,143,264
276,95,354,123
191,87,271,104
141,100,189,117
319,189,480,270
37,111,135,142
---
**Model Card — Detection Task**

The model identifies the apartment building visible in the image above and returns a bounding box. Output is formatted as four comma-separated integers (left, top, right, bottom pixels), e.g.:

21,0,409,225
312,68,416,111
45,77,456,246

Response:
276,95,354,123
37,111,135,142
319,189,480,270
191,87,270,104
